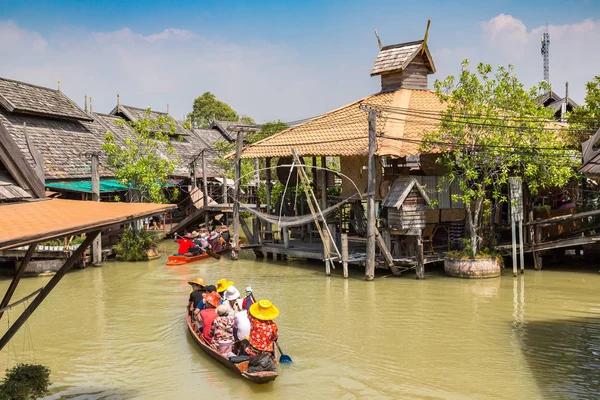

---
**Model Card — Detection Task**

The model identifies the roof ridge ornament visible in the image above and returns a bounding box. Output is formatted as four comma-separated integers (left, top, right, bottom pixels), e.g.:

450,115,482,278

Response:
374,29,382,50
421,19,431,55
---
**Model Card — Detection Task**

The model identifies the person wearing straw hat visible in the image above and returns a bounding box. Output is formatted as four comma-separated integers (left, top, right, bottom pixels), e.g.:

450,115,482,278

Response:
187,277,206,314
245,300,279,358
216,279,234,300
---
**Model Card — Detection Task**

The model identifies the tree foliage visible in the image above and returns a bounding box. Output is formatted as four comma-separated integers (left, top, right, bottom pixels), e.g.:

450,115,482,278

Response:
187,92,239,128
0,363,51,400
421,61,578,257
568,75,600,143
102,108,180,203
115,229,161,261
247,120,289,144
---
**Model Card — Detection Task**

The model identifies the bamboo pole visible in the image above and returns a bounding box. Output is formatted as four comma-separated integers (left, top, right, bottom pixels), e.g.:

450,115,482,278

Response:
365,109,377,281
91,153,102,267
231,131,243,260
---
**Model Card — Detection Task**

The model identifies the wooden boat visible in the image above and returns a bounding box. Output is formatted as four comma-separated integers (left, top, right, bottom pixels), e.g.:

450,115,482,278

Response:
185,312,279,384
166,245,231,266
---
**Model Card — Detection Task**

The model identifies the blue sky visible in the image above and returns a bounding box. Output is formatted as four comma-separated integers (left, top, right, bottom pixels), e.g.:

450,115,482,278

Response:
1,0,599,122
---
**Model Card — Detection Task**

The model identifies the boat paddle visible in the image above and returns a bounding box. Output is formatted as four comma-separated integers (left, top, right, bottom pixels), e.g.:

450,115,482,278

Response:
205,248,221,260
275,340,293,363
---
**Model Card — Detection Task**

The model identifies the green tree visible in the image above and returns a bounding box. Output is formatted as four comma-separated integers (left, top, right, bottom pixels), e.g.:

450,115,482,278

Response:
240,115,256,124
0,363,51,400
421,61,578,257
247,120,289,144
568,75,600,143
187,92,239,128
102,108,180,203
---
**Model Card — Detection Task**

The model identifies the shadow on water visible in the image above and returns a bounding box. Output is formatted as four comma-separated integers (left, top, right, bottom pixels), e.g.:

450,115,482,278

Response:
47,386,140,400
519,317,600,399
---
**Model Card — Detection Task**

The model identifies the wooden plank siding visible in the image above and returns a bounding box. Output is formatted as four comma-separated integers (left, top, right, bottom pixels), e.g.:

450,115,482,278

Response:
381,55,429,91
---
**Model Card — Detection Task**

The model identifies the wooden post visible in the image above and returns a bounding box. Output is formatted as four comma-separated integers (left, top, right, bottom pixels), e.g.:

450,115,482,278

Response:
202,150,210,229
283,227,290,249
416,232,425,279
375,229,394,268
91,153,102,267
534,225,543,270
518,218,525,274
265,158,272,241
324,233,331,276
254,158,261,240
511,217,518,277
365,109,377,281
0,231,99,351
231,131,243,260
341,233,349,278
0,244,37,321
321,156,327,210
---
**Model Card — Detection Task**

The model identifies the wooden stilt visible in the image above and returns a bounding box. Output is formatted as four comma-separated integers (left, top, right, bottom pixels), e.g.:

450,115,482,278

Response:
518,218,525,274
534,225,543,270
0,232,99,351
375,229,394,268
511,218,518,277
283,227,290,249
321,156,327,210
341,233,349,278
324,233,331,276
416,232,425,279
231,131,243,260
91,153,102,267
0,244,37,321
365,109,377,281
265,157,272,241
239,216,255,244
202,149,210,229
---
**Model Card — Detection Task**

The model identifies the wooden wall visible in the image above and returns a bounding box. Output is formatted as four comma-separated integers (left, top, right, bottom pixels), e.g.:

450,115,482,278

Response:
380,54,429,92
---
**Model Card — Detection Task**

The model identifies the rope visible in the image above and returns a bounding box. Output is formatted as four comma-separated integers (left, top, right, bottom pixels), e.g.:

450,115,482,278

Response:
0,288,42,313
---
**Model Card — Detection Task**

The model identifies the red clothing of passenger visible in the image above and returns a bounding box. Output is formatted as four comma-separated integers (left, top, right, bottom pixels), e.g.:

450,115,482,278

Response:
200,308,218,342
177,238,193,254
248,314,278,353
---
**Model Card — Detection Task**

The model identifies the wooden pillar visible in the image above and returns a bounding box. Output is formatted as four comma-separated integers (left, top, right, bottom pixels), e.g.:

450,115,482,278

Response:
415,232,425,279
231,131,243,260
312,156,318,191
91,153,102,267
265,158,272,241
365,109,377,281
534,224,543,270
202,150,210,229
254,158,261,238
341,233,349,278
324,233,331,276
511,217,518,277
0,244,37,321
0,232,99,351
320,156,327,210
518,218,525,274
283,227,289,249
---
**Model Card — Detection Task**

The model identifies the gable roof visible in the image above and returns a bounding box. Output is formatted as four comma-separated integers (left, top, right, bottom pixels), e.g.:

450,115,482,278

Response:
580,127,600,176
0,77,92,122
382,177,431,208
238,88,444,159
193,128,225,147
0,170,32,201
371,40,436,77
109,104,190,137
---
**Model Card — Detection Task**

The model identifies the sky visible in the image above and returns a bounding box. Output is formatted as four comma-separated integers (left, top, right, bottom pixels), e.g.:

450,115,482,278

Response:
1,0,599,123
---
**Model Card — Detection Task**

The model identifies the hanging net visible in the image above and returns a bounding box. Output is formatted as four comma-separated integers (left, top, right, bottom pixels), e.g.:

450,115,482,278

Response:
239,198,352,229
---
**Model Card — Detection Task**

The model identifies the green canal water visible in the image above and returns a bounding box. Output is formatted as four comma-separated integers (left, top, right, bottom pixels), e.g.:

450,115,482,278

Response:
0,241,599,399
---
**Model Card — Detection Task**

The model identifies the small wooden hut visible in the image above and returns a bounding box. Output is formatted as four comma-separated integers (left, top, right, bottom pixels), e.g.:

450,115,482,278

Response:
382,178,430,232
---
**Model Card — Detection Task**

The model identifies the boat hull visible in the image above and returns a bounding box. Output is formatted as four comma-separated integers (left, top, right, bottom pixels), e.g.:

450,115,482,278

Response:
186,313,278,384
167,246,231,266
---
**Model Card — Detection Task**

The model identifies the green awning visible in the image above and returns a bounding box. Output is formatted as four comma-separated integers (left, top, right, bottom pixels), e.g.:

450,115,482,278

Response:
45,179,129,193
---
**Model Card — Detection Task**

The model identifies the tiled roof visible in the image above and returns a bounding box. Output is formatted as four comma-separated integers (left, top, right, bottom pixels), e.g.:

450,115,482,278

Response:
0,171,31,201
95,113,218,177
110,104,190,137
193,128,225,147
239,89,444,159
371,40,435,76
0,108,113,180
0,77,92,121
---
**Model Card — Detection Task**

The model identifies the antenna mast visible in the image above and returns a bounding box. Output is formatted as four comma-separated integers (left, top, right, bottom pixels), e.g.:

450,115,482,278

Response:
541,24,550,87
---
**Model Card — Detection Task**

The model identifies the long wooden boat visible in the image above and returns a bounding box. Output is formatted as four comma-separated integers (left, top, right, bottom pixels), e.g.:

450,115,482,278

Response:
185,312,279,384
166,245,231,266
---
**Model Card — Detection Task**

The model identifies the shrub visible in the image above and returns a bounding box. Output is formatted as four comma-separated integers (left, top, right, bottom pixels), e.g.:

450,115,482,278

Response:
0,363,51,400
115,229,160,261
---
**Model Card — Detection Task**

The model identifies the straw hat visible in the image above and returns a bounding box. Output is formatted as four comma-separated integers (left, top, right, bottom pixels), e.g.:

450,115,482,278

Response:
249,299,279,321
187,277,205,288
216,279,234,293
191,231,199,238
225,286,240,301
216,304,229,316
203,292,221,308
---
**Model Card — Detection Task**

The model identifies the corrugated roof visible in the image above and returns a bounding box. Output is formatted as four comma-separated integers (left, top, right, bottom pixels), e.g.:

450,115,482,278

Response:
45,178,128,193
239,89,444,159
0,77,92,121
0,198,175,250
370,40,435,76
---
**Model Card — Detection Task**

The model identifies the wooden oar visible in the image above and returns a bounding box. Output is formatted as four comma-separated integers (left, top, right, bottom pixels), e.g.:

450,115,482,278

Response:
205,248,221,260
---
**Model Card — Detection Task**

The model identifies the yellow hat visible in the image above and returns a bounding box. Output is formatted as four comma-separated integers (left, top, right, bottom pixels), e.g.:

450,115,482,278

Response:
249,299,279,321
216,279,234,293
187,277,205,287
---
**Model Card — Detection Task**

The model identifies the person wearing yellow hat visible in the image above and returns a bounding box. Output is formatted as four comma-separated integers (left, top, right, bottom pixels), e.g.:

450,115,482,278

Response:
187,277,206,314
245,299,279,358
216,279,234,299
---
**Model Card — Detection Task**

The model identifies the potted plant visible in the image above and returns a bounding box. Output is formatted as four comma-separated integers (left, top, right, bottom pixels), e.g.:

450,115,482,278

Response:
421,61,578,278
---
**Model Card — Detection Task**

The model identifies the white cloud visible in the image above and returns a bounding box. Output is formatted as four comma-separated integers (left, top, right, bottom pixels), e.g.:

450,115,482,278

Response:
145,28,197,42
434,15,600,103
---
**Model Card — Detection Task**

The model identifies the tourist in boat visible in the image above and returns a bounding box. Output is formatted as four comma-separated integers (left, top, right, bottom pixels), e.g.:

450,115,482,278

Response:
234,308,251,341
188,231,206,256
195,284,217,311
174,232,194,255
210,305,235,354
242,286,255,311
197,291,221,341
224,286,242,316
220,226,231,245
216,279,234,300
188,277,206,314
245,300,279,358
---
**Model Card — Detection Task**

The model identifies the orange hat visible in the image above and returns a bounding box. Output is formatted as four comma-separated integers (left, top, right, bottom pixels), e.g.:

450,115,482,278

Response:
187,277,205,288
203,292,221,308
